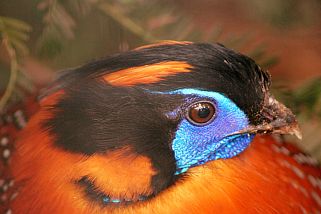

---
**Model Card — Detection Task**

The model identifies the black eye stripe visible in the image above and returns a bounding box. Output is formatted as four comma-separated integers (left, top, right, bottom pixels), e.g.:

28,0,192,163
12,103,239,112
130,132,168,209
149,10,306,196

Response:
187,101,216,126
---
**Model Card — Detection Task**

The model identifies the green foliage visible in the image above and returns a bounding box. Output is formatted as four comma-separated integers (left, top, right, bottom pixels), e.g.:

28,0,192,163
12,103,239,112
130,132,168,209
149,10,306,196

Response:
0,16,31,55
0,0,317,108
37,35,64,58
293,77,321,118
0,16,32,111
246,0,321,28
31,0,277,69
273,78,321,119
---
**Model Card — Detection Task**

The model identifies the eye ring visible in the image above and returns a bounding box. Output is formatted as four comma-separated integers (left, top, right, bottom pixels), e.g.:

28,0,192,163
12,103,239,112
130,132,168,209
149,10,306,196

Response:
186,101,216,126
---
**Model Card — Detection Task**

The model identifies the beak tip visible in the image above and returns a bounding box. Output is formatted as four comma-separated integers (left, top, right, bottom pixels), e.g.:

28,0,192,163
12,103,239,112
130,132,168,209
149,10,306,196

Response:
293,126,302,140
262,95,303,140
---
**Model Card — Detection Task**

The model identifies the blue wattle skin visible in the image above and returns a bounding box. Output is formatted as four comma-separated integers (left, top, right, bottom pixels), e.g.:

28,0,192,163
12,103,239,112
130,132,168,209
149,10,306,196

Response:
153,89,255,175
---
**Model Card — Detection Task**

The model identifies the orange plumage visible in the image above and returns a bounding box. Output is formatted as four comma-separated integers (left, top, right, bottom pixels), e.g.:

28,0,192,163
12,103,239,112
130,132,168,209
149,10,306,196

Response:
2,99,321,213
1,42,321,213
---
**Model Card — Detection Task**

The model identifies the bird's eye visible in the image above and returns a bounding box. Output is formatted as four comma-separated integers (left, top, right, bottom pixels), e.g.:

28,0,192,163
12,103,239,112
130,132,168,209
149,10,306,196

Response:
187,102,216,125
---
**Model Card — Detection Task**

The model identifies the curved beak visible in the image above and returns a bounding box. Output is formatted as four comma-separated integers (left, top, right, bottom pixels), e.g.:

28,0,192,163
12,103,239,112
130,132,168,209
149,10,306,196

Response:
228,94,302,140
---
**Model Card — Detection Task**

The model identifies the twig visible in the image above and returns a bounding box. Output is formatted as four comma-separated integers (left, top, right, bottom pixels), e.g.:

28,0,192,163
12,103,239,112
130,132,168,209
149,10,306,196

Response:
97,2,156,42
0,36,18,113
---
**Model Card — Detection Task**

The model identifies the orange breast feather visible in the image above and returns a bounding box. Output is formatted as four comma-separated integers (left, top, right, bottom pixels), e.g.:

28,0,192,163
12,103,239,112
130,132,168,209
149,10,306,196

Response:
1,93,321,213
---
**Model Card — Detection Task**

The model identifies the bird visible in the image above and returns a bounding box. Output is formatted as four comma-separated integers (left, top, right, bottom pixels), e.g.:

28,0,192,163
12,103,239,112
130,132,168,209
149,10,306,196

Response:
0,41,320,213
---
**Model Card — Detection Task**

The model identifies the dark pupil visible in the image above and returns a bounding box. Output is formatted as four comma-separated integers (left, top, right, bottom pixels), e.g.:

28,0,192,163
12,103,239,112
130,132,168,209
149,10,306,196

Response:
197,107,210,118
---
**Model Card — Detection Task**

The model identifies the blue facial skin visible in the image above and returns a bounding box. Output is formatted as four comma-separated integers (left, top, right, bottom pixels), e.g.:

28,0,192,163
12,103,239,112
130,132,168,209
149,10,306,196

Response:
149,89,255,175
101,88,255,204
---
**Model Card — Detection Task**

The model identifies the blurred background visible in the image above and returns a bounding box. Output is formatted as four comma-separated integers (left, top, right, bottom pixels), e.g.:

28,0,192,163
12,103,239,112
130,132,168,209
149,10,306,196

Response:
0,0,320,158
